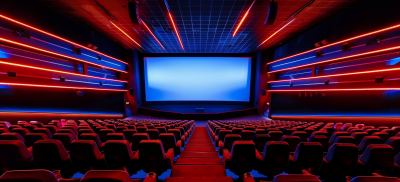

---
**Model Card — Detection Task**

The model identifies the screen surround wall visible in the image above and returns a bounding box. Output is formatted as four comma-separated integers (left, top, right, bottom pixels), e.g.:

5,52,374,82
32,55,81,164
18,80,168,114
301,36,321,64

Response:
137,53,257,113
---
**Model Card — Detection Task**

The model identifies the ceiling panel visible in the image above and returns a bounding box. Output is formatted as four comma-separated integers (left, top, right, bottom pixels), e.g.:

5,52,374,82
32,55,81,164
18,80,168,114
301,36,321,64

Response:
38,0,365,53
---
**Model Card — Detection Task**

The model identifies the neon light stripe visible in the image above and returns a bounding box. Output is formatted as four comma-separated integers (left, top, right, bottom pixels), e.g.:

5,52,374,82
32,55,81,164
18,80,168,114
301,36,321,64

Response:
268,23,400,65
141,20,166,50
168,12,185,51
109,21,142,49
268,45,400,73
268,67,400,83
0,37,127,73
268,88,400,92
257,18,296,48
233,0,256,37
0,14,128,65
0,82,127,91
0,60,127,83
0,111,123,117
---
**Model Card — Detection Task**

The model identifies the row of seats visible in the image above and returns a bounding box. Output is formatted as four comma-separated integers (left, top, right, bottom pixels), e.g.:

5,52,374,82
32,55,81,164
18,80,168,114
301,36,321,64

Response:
208,120,400,182
0,119,195,179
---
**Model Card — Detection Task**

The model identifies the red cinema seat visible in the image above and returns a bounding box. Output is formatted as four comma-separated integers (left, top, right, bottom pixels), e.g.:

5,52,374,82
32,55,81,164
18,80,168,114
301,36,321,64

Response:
69,140,107,173
24,133,48,148
357,144,394,176
79,133,103,150
0,140,36,171
80,170,141,182
257,141,290,179
52,133,75,151
11,128,30,138
272,174,321,182
104,140,139,174
223,141,257,176
139,140,174,175
131,133,150,151
159,133,182,156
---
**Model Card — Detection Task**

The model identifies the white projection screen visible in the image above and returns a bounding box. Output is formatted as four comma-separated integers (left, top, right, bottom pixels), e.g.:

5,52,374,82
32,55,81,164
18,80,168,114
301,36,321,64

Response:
144,57,252,101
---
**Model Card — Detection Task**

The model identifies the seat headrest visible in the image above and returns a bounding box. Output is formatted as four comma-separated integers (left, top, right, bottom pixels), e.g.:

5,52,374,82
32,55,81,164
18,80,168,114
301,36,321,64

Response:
350,176,400,182
0,169,58,182
272,174,321,182
81,170,132,182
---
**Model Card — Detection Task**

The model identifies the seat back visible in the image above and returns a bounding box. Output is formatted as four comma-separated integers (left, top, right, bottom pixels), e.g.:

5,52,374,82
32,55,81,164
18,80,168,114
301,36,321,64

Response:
272,174,321,182
268,131,283,141
70,140,103,172
359,144,394,175
232,128,243,135
24,133,49,148
136,126,147,133
159,133,177,153
147,129,160,139
333,136,356,144
78,129,94,136
324,143,359,180
260,141,290,175
0,169,59,182
230,141,257,174
106,133,126,140
351,132,369,145
116,126,128,133
131,133,150,151
168,129,182,142
156,127,167,134
99,129,115,142
32,140,69,170
32,128,53,138
358,136,383,154
80,170,133,182
385,137,400,155
10,128,30,137
0,140,33,170
241,130,255,140
293,142,324,174
292,131,308,142
252,134,271,152
122,129,137,142
350,176,400,182
139,140,166,174
223,134,242,152
104,140,135,170
52,133,75,151
0,133,25,143
218,130,232,141
329,131,350,143
281,135,301,152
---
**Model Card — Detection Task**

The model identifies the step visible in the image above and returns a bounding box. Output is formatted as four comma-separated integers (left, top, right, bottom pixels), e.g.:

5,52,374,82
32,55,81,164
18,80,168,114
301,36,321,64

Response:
166,177,233,182
171,165,226,177
176,158,222,165
180,152,219,158
184,147,216,152
186,144,215,148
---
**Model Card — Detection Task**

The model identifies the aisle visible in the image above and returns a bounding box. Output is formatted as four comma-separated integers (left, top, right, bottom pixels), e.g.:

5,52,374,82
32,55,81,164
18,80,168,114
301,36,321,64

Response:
166,127,233,182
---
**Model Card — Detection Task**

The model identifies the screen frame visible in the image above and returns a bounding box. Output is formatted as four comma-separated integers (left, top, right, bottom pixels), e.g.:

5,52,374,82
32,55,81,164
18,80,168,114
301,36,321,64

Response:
138,53,257,105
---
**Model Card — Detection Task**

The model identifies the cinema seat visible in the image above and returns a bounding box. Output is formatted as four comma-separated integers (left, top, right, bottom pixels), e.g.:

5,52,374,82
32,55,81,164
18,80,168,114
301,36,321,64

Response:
239,130,254,140
0,133,25,143
372,132,390,143
269,131,283,141
52,133,75,151
257,141,290,179
0,169,81,182
358,136,383,154
106,133,125,140
24,133,48,148
281,136,301,153
69,140,107,173
32,140,75,178
350,176,400,182
357,144,394,175
116,126,128,133
385,137,400,155
32,128,53,139
329,131,350,143
57,129,77,140
147,129,160,139
136,126,147,133
289,142,324,174
272,174,321,182
79,133,103,150
156,127,167,134
138,140,174,175
99,129,115,142
214,130,231,147
105,124,117,131
159,133,182,156
352,132,369,145
11,128,30,137
168,129,185,147
43,125,58,135
23,125,38,132
232,128,243,135
333,136,356,144
292,131,308,142
320,143,359,182
0,140,36,172
218,134,241,155
104,140,139,174
131,133,150,151
223,141,257,176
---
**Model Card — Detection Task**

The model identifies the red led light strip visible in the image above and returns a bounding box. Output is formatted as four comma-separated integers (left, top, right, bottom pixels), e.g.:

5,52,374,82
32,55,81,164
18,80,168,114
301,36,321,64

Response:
0,60,127,83
0,37,127,73
168,12,185,51
109,21,142,49
268,23,400,65
0,82,127,92
232,0,256,37
0,14,127,65
0,111,123,117
257,18,296,48
268,67,400,83
268,45,400,73
141,20,166,50
268,88,400,92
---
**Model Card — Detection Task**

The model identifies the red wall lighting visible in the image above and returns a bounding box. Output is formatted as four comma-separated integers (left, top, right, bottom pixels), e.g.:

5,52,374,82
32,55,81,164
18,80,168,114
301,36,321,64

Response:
0,37,127,73
0,82,127,92
168,12,185,51
0,14,128,65
141,20,166,50
232,0,256,38
109,21,143,49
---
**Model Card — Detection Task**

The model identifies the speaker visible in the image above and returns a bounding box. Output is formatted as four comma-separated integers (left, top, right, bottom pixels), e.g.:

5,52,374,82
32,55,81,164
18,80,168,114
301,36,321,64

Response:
75,90,84,97
316,50,323,58
264,1,278,25
72,46,81,55
60,76,65,82
375,76,384,83
129,88,134,95
128,1,141,26
262,89,267,96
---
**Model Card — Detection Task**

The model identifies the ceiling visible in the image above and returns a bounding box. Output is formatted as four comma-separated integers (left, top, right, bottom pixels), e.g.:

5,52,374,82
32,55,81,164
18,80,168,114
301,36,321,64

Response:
38,0,365,53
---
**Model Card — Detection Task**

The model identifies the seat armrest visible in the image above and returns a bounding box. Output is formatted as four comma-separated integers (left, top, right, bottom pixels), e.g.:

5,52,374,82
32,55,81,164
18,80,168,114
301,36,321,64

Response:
301,169,311,175
214,136,218,144
133,150,139,160
372,173,383,177
165,148,174,169
255,150,263,161
223,149,231,169
176,141,182,155
181,135,186,144
218,140,224,155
